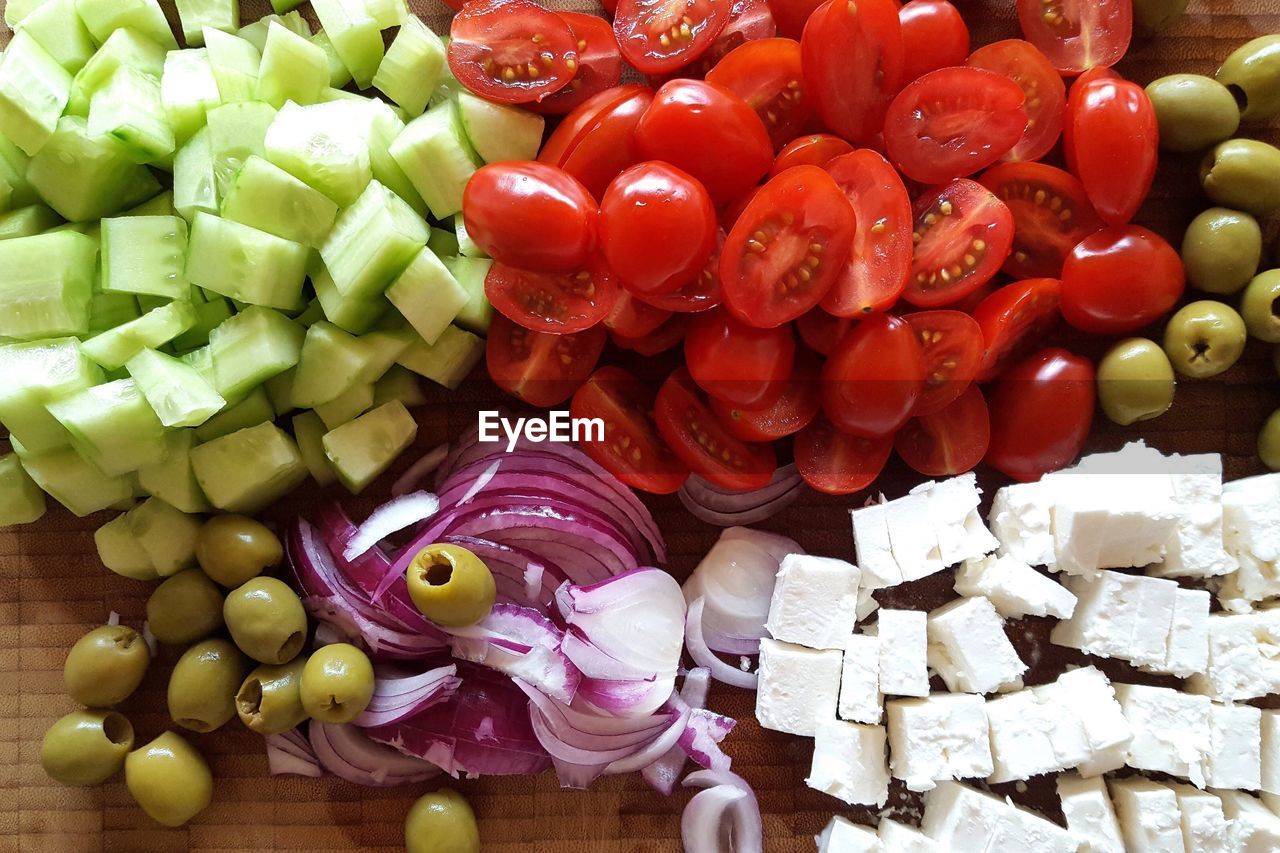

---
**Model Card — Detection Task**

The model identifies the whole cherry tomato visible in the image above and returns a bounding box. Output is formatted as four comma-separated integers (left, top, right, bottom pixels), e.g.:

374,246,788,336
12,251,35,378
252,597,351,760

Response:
985,347,1095,482
1059,226,1184,334
1064,76,1158,227
706,38,810,150
898,0,970,84
794,417,894,495
769,133,855,177
971,277,1062,381
528,12,624,115
487,314,606,407
463,163,598,273
895,383,990,476
903,310,983,416
979,161,1103,280
538,84,654,200
1015,0,1131,75
613,0,731,75
966,39,1066,163
655,367,777,490
904,179,1014,308
684,308,796,408
821,312,925,437
801,0,904,145
449,0,579,104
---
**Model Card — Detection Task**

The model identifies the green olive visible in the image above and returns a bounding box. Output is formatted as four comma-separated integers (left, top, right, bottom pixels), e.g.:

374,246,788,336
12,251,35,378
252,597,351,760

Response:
300,643,374,725
1217,34,1280,123
1200,139,1280,217
236,656,309,735
1096,338,1177,426
64,624,151,708
405,543,496,628
405,788,481,853
1261,409,1280,471
1132,0,1189,33
1180,208,1262,295
146,569,224,645
1241,270,1280,343
125,731,213,827
40,709,134,786
1162,300,1248,379
196,514,283,588
223,576,307,664
1146,74,1240,152
167,639,248,733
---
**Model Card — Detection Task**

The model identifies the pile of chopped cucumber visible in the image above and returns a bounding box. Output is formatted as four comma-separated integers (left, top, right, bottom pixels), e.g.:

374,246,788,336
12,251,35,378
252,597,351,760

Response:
0,0,547,566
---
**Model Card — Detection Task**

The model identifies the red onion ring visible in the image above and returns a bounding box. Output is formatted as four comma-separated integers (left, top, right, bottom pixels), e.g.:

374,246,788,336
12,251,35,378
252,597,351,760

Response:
683,770,764,853
266,728,322,778
685,598,759,689
352,665,462,728
344,491,440,561
309,722,440,787
678,464,806,527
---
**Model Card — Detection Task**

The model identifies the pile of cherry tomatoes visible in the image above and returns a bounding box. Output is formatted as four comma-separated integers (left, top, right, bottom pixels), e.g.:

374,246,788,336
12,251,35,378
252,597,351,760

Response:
451,0,1186,496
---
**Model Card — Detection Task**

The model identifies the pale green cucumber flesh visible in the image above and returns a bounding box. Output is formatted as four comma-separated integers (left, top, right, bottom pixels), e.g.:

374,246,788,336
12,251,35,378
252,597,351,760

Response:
189,421,307,512
322,400,417,494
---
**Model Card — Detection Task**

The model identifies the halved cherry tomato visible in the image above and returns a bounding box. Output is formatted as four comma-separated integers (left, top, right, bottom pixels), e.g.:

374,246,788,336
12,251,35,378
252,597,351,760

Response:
966,39,1066,163
721,165,856,327
706,38,809,150
1059,226,1184,335
821,150,913,316
794,418,894,495
1015,0,1131,75
896,383,990,476
768,133,854,177
898,0,970,84
538,84,654,200
710,349,820,441
571,366,690,494
463,162,598,273
613,0,731,75
487,314,607,407
635,79,773,203
903,310,982,416
527,13,624,114
1064,76,1158,227
821,312,924,437
611,312,690,354
795,308,853,355
485,262,618,333
603,290,672,338
635,229,725,313
655,367,777,490
720,186,760,231
971,277,1062,381
904,179,1014,308
979,161,1103,280
649,0,779,83
801,0,903,145
768,0,826,39
985,347,1094,482
684,308,795,408
448,0,580,104
600,161,717,296
884,68,1028,185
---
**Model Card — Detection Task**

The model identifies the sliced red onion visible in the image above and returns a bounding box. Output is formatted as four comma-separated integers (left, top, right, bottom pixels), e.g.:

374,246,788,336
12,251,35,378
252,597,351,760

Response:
682,529,795,649
642,668,711,796
392,443,449,496
303,595,445,661
447,604,581,703
454,459,501,505
266,728,322,778
107,611,120,626
353,665,462,728
309,722,440,787
343,491,440,561
680,709,736,771
443,535,560,609
683,770,764,853
604,706,692,775
719,527,802,565
679,464,806,527
685,598,759,689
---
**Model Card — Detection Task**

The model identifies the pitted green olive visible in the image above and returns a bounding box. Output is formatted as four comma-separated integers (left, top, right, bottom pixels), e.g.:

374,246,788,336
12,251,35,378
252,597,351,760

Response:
1217,34,1280,122
167,639,248,733
1162,301,1248,378
1096,338,1176,425
223,576,307,664
300,643,374,725
64,624,150,708
125,732,213,827
1241,270,1280,343
40,709,134,786
405,543,496,628
1146,74,1240,152
1200,139,1280,217
146,569,224,645
1180,208,1262,295
196,514,283,588
1260,409,1280,471
236,656,309,735
405,788,481,853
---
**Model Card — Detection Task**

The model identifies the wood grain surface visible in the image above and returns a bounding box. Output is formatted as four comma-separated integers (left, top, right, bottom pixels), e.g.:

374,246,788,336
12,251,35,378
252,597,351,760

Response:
3,0,1280,850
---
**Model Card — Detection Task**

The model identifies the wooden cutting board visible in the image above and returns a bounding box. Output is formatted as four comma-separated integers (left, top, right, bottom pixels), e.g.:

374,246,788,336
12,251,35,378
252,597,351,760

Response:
2,0,1279,849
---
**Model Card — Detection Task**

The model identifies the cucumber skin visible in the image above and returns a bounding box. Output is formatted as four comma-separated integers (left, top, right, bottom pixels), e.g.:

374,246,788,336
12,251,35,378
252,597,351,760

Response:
0,452,47,525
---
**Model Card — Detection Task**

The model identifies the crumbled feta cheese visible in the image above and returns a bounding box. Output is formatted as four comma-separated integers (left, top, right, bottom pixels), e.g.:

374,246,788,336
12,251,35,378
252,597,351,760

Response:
1169,784,1231,852
886,694,992,792
765,554,861,650
1217,791,1280,852
1038,666,1132,777
856,584,879,622
1051,477,1180,576
954,552,1077,619
1050,570,1178,670
1262,710,1280,798
1206,701,1262,791
886,491,945,582
920,781,1077,852
816,816,881,853
1108,777,1185,853
807,719,889,807
839,633,881,724
1219,474,1280,610
851,502,902,589
877,820,938,852
1147,452,1236,579
1144,587,1210,678
755,638,842,737
1057,772,1124,853
986,688,1089,782
909,473,999,565
988,480,1057,567
1187,609,1280,702
1114,682,1211,786
872,609,929,697
926,596,1026,694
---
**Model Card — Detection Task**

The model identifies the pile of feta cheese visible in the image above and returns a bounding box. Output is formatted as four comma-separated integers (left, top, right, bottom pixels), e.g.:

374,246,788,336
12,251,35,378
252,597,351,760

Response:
751,441,1280,852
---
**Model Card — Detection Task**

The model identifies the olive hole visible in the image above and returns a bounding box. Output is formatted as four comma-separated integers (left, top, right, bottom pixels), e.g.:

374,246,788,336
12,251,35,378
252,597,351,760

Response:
114,629,137,650
1271,295,1280,320
102,712,133,746
237,678,263,716
424,561,453,587
1227,83,1249,112
179,718,213,733
278,632,304,662
1192,340,1211,361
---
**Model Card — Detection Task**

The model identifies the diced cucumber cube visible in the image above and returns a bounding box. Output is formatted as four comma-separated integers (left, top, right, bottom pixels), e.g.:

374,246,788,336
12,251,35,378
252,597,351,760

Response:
65,27,167,117
0,32,73,155
126,347,225,428
366,0,408,28
0,135,36,210
322,400,417,493
27,116,160,221
0,453,46,525
310,0,383,88
238,12,310,51
314,381,374,430
454,214,488,259
89,290,140,332
204,27,260,103
0,337,101,452
46,378,167,476
0,204,62,239
456,91,545,164
6,0,51,28
291,298,325,327
311,30,353,89
137,429,211,513
397,324,484,390
161,49,220,145
125,497,200,575
87,66,174,164
427,226,459,258
82,301,198,370
0,231,96,340
264,100,373,206
179,344,215,383
174,0,238,47
368,99,427,217
312,261,388,334
125,190,176,217
186,213,308,310
171,296,233,351
206,100,277,197
194,386,273,442
173,126,219,222
220,155,338,248
291,321,377,408
390,101,481,221
207,305,305,399
441,256,494,335
373,17,445,118
256,22,327,109
387,247,469,346
263,366,296,415
96,512,158,579
73,0,177,50
356,323,415,383
17,439,133,515
16,0,95,74
320,180,429,304
373,364,426,408
190,421,307,512
101,216,189,299
292,409,337,486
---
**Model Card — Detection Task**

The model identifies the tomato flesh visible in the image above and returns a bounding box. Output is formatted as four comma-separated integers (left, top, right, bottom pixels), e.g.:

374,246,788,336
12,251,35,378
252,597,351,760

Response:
979,161,1103,280
795,308,853,356
898,0,970,85
613,0,731,75
966,39,1066,163
538,84,654,200
462,162,598,273
634,229,726,313
528,12,624,114
768,0,826,39
710,349,820,441
1064,76,1158,227
706,37,810,150
820,312,925,437
904,179,1014,308
485,262,618,334
684,308,796,408
903,310,982,416
487,314,606,408
611,312,690,355
971,277,1062,381
1059,226,1185,335
1015,0,1132,75
604,290,673,338
985,347,1095,482
769,133,855,177
895,383,990,476
449,0,580,104
801,0,904,145
795,418,893,495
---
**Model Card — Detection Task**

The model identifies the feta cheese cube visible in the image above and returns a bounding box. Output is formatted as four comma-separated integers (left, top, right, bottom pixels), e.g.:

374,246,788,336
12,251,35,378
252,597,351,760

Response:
1057,772,1124,853
988,480,1057,567
816,816,881,853
1206,701,1262,791
765,554,861,650
851,502,902,589
1114,682,1211,786
954,552,1077,619
1144,587,1210,678
839,633,881,724
856,584,879,622
1038,666,1132,777
807,719,889,807
1219,474,1280,609
1051,478,1180,576
1262,710,1280,797
886,693,992,792
1108,777,1185,853
755,639,842,737
1147,452,1236,579
920,781,1077,852
1217,791,1280,852
886,491,945,582
986,688,1089,782
926,596,1026,694
909,473,999,565
1169,784,1231,853
877,820,938,852
872,609,929,697
1050,570,1178,670
1188,610,1280,702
